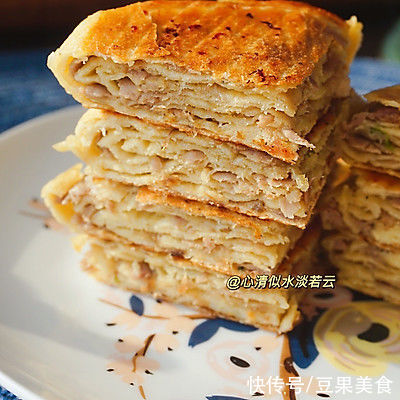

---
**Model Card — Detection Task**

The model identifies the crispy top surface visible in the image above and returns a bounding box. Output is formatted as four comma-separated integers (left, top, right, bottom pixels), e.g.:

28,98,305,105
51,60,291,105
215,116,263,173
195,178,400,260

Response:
365,84,400,109
57,0,361,88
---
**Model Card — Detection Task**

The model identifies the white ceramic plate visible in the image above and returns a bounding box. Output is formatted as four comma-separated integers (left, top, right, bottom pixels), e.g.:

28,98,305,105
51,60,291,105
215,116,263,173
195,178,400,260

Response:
0,107,399,400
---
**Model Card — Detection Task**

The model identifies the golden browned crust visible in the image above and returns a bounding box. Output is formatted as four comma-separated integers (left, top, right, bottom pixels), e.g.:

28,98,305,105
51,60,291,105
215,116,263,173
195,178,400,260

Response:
50,0,361,89
327,160,400,192
345,163,400,180
356,168,400,194
365,84,400,109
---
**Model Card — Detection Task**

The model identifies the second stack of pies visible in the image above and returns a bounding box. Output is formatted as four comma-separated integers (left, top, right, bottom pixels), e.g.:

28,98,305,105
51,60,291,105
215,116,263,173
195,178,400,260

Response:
321,85,400,305
42,1,362,332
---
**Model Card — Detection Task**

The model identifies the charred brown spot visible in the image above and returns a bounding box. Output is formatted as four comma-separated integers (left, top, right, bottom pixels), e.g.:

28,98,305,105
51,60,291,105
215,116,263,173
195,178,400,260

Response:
198,50,206,55
131,25,138,32
246,12,253,18
225,26,231,31
171,250,184,258
188,24,202,30
261,21,281,30
165,27,179,37
212,32,225,40
256,69,266,82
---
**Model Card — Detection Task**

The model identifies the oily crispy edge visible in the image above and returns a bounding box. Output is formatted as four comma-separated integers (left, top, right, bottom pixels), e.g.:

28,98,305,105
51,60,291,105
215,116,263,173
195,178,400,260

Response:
365,84,400,110
41,164,84,226
348,163,400,180
355,167,400,194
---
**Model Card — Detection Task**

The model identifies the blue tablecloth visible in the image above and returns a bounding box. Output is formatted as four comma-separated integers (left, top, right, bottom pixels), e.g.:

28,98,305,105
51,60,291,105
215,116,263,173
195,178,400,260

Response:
0,49,76,134
0,50,400,399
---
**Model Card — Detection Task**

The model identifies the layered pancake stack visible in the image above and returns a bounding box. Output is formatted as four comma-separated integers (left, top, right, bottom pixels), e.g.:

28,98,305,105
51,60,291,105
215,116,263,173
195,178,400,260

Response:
321,85,400,304
42,1,362,332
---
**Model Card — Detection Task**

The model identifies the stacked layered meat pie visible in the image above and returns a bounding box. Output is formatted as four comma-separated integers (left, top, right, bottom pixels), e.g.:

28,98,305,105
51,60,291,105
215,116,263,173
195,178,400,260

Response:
321,85,400,305
42,0,362,332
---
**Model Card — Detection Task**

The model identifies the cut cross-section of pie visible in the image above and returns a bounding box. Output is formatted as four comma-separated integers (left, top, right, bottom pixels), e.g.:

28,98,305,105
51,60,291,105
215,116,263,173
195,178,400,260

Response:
41,164,321,332
340,84,400,178
41,165,303,275
321,164,400,304
48,0,362,163
80,223,320,333
55,99,351,227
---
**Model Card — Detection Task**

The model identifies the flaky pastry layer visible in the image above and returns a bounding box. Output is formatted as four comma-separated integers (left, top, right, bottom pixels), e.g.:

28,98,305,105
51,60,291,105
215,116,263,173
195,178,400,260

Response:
42,165,303,274
81,225,319,333
323,233,400,305
340,92,400,178
56,102,349,227
321,163,400,305
321,167,400,251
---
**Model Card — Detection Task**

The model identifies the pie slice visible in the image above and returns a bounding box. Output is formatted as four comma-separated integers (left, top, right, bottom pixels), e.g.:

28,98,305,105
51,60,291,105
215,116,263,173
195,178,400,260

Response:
48,0,361,162
321,164,400,304
323,232,400,305
68,224,321,333
55,100,350,227
41,164,302,275
321,166,400,251
340,84,400,178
